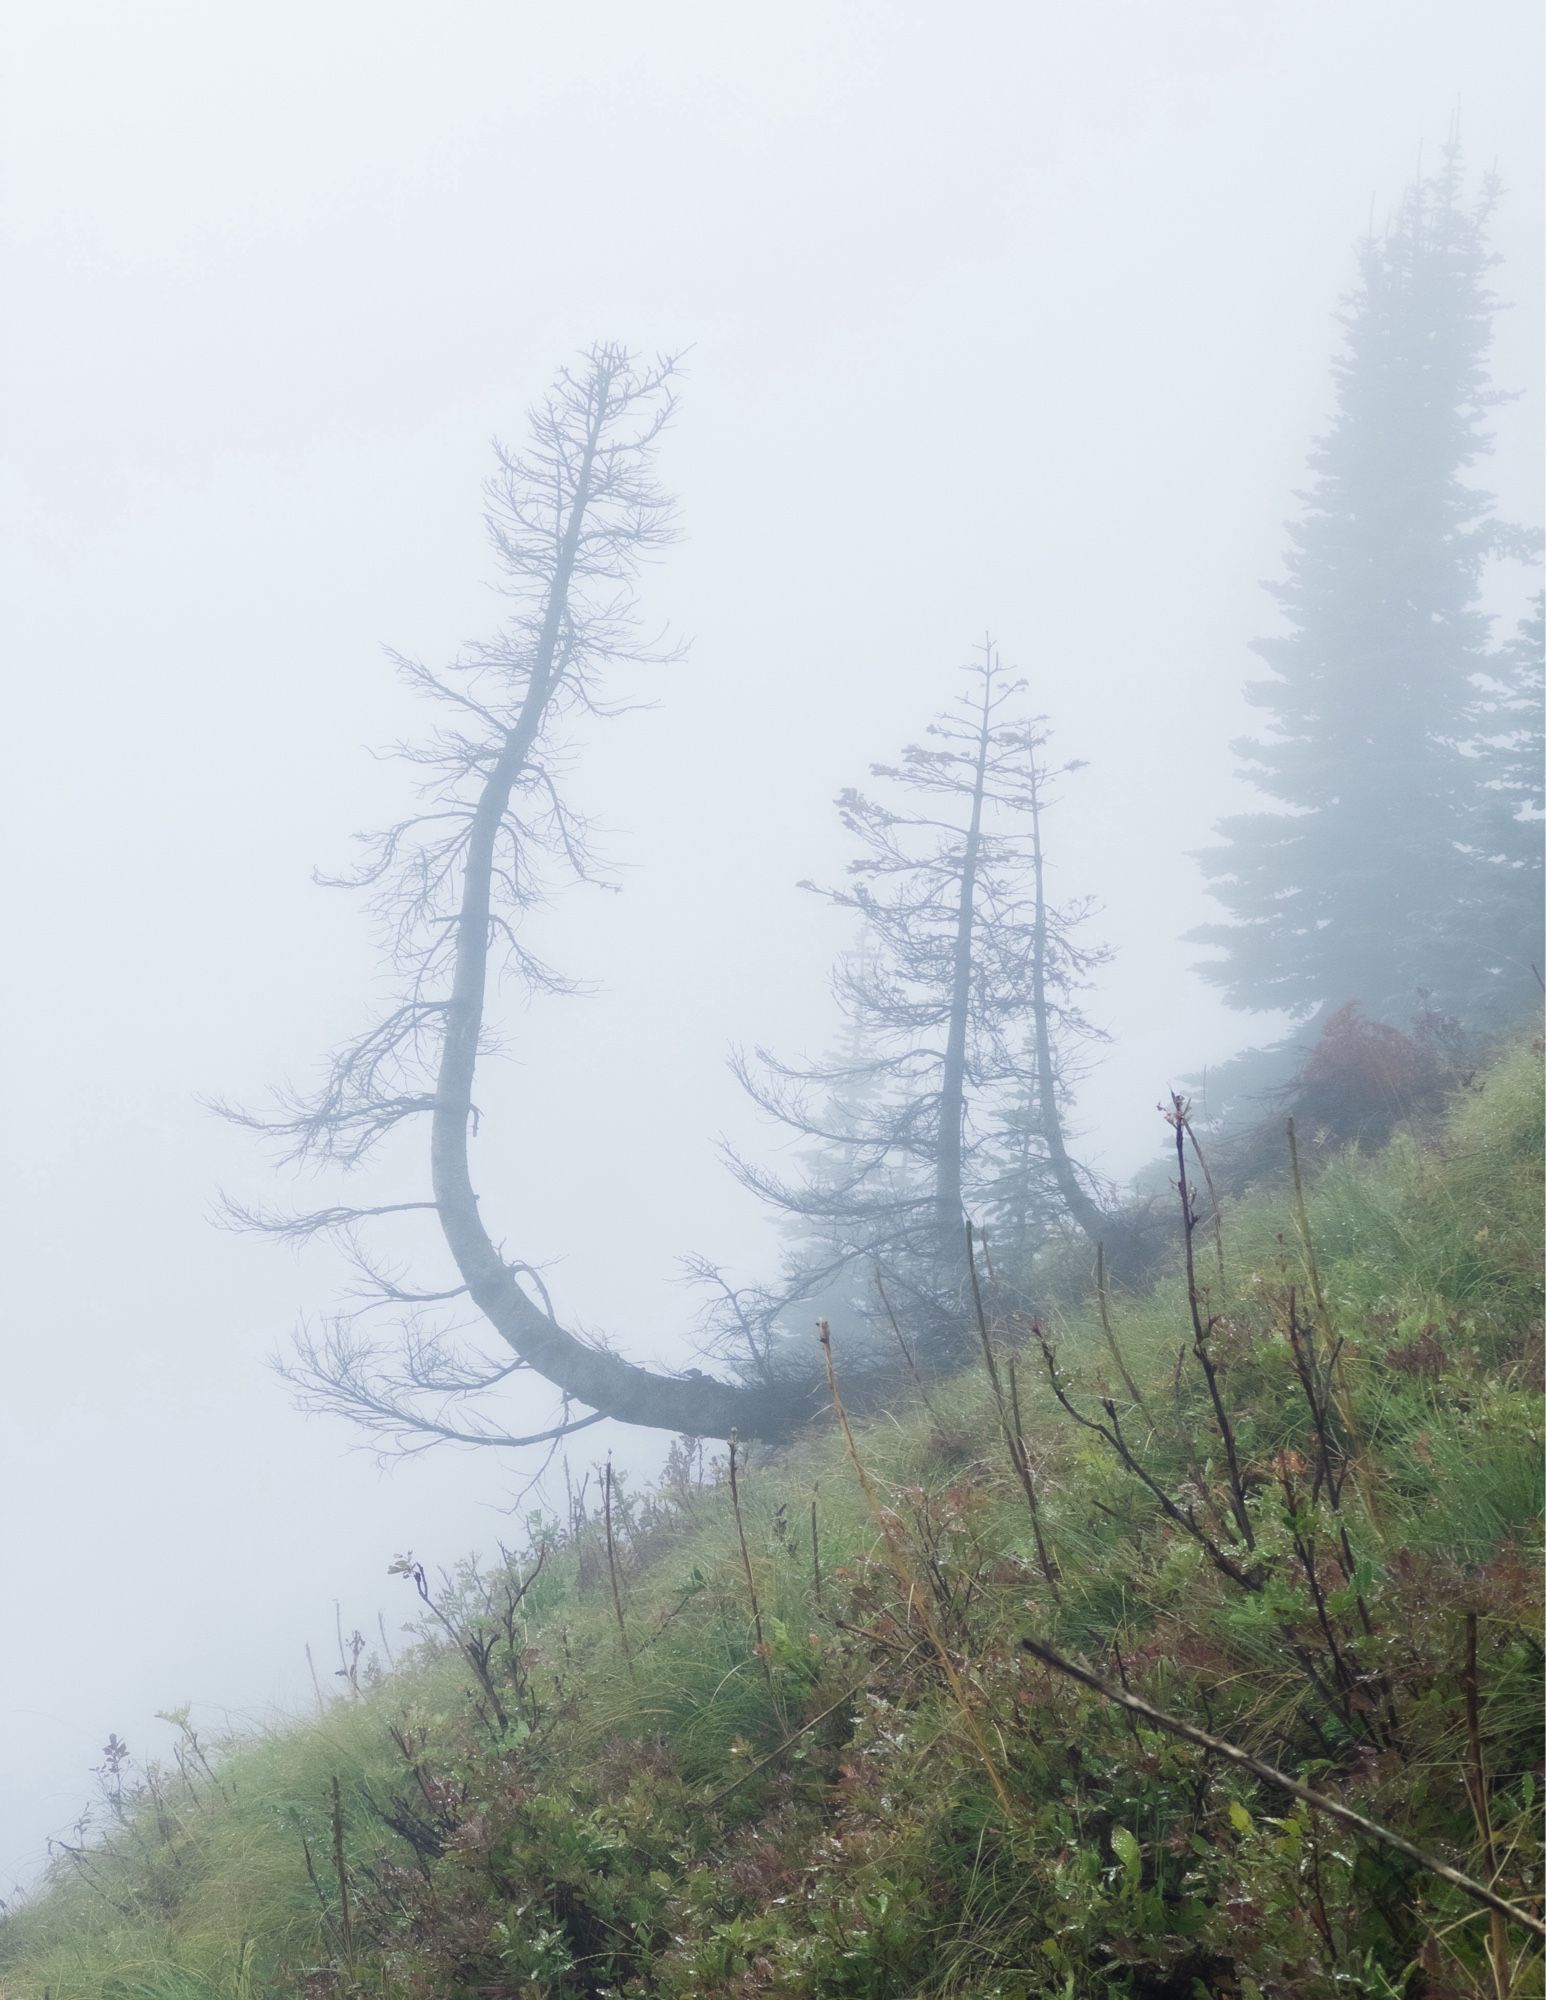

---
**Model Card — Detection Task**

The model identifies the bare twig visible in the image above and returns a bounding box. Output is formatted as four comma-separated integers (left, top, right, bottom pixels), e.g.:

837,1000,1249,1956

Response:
1274,1457,1387,1753
1463,1612,1513,1996
1034,1323,1260,1593
1095,1241,1145,1410
1019,1635,1544,1943
728,1431,782,1722
1287,1117,1379,1541
1168,1096,1253,1550
966,1224,1058,1598
603,1457,634,1682
1282,1289,1401,1748
329,1775,354,1968
1177,1105,1226,1293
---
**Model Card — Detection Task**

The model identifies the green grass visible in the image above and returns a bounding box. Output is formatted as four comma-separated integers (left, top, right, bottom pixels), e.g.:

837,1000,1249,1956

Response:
2,1039,1541,1999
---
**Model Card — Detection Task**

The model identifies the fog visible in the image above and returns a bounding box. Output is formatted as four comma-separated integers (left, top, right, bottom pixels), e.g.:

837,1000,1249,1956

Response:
2,0,1540,1890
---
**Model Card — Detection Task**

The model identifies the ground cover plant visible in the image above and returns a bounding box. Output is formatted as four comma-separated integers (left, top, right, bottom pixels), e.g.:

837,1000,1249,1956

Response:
2,1040,1541,1999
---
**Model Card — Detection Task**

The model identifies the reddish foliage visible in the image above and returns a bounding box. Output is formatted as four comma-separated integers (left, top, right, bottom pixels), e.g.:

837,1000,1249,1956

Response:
1291,1003,1447,1145
1383,1326,1450,1378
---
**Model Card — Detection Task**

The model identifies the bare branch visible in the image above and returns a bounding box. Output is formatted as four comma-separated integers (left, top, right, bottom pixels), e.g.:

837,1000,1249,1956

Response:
215,1197,439,1243
276,1319,604,1458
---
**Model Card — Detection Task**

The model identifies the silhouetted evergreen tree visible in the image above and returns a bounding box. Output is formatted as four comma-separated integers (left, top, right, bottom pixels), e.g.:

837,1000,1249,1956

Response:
1468,592,1545,993
1191,147,1543,1034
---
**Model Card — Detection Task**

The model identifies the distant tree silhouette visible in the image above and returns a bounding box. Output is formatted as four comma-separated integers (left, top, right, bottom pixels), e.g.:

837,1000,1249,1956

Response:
1467,592,1545,995
1191,144,1544,1037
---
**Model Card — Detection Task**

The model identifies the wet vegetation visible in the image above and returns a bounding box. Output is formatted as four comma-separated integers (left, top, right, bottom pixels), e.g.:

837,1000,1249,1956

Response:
2,1038,1540,1997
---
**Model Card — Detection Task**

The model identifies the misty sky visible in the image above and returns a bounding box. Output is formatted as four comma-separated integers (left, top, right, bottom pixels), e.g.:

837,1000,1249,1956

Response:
2,0,1541,1890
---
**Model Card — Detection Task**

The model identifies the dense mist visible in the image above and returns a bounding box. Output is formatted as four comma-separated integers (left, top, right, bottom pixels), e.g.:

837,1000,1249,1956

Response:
2,0,1540,1905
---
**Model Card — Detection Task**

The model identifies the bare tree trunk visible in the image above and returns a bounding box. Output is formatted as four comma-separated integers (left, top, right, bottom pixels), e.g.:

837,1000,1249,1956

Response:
1027,755,1110,1252
933,668,992,1269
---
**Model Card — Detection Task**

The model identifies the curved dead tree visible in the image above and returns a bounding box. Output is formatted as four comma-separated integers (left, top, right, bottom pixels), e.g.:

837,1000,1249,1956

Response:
225,346,810,1447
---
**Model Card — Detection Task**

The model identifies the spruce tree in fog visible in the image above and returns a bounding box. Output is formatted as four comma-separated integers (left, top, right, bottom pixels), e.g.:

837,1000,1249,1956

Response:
1468,593,1545,991
727,644,1113,1358
1191,148,1544,1034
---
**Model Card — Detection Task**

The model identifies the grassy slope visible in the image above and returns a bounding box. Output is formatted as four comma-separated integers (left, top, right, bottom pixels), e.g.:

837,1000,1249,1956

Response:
2,1043,1541,2000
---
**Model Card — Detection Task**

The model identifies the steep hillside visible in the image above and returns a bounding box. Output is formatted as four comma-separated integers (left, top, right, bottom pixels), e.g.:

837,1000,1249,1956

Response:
3,1044,1542,1999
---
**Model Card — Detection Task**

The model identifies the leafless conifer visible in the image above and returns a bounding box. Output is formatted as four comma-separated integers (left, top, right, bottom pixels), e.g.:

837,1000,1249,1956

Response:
725,640,1115,1366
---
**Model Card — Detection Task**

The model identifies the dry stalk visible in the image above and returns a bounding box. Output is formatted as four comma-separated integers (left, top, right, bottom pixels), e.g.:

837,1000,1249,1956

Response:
1274,1458,1388,1753
1169,1097,1254,1550
1176,1106,1226,1293
1463,1612,1514,1997
818,1319,1013,1814
304,1643,326,1718
728,1430,783,1724
1036,1320,1364,1746
1035,1323,1260,1593
300,1831,330,1922
1286,1117,1382,1540
329,1774,354,1969
1283,1288,1402,1748
602,1457,635,1682
1095,1241,1145,1411
965,1224,1059,1599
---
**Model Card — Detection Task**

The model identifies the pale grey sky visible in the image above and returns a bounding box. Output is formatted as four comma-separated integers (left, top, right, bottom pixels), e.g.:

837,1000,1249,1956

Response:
2,0,1540,1889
